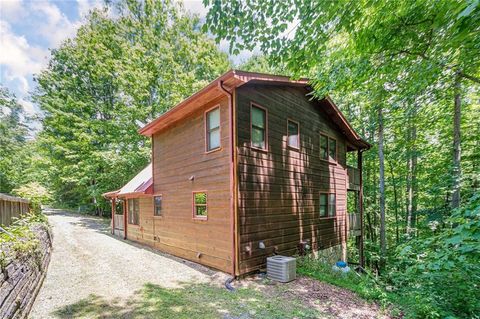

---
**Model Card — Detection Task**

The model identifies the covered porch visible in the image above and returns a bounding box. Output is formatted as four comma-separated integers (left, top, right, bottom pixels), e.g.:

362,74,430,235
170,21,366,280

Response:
103,163,153,239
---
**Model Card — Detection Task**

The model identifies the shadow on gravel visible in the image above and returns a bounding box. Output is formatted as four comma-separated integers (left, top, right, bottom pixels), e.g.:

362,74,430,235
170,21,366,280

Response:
52,282,321,319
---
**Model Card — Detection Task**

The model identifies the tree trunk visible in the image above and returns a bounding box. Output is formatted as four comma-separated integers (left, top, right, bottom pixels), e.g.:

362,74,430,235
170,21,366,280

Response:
407,104,418,236
388,160,400,244
378,106,386,269
452,73,462,209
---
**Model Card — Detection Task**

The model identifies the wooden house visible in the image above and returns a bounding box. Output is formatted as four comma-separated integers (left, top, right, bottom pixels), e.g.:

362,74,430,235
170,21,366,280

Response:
104,70,369,276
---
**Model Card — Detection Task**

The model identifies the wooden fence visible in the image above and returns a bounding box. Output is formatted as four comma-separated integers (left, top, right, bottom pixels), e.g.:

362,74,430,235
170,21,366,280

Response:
0,193,30,227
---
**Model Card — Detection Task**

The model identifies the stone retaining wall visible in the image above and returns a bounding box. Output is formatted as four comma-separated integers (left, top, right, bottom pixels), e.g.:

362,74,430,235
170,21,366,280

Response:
0,224,52,319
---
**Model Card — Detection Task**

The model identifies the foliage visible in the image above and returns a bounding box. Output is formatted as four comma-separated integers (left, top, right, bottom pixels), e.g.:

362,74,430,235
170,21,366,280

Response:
34,0,231,213
13,182,53,213
388,194,480,318
299,196,480,318
297,256,388,303
0,87,30,193
0,212,49,266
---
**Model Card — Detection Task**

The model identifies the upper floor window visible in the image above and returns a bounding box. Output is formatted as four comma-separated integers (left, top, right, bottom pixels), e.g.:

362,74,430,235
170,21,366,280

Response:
206,107,220,152
193,192,207,219
154,195,162,216
128,198,139,225
287,119,300,149
319,192,336,217
251,104,267,150
320,133,337,161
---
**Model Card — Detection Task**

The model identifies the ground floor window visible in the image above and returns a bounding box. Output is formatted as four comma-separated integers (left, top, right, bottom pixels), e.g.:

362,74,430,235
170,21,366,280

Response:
128,198,139,225
319,192,336,217
154,195,162,216
193,192,207,219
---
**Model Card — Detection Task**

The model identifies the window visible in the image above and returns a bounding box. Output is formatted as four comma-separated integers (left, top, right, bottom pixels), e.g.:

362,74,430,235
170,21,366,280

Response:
320,133,337,161
206,107,220,151
251,104,267,149
287,119,300,149
193,192,207,219
329,138,337,161
319,192,336,217
154,195,162,216
128,198,139,225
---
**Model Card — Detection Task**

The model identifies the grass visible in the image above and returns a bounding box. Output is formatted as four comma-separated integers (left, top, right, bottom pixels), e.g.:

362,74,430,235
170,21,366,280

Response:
53,282,322,319
297,257,388,302
297,256,424,318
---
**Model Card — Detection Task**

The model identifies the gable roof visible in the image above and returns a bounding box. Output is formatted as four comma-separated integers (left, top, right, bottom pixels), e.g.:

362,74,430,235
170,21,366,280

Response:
139,70,370,150
103,163,153,198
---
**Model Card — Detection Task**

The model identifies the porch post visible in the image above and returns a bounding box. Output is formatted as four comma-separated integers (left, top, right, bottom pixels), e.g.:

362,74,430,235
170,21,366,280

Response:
123,199,127,240
111,197,115,235
358,150,365,268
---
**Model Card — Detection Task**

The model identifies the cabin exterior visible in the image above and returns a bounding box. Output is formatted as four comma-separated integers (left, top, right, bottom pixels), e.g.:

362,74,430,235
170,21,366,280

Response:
105,70,369,276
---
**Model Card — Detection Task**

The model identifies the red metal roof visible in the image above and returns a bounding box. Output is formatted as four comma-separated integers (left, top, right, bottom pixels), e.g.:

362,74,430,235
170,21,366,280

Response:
139,70,370,149
103,164,153,198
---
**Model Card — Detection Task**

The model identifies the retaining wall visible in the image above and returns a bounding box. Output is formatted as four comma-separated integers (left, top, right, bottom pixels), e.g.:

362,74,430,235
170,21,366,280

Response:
0,224,52,319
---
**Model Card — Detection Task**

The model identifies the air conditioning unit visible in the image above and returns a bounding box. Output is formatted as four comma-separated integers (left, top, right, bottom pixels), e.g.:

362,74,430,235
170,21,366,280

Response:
267,256,296,282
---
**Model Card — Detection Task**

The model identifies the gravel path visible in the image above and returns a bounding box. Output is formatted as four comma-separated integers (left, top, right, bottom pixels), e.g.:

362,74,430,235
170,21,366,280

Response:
30,210,225,318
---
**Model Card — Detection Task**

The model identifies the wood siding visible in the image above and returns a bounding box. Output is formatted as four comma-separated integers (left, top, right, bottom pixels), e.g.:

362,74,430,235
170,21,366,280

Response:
235,84,349,274
130,96,233,273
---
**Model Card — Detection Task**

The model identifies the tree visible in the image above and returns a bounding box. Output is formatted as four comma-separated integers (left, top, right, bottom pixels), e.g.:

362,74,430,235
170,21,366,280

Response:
34,0,230,213
0,87,29,193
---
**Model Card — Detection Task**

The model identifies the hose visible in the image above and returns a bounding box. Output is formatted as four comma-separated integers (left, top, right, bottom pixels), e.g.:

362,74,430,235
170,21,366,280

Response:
225,276,235,291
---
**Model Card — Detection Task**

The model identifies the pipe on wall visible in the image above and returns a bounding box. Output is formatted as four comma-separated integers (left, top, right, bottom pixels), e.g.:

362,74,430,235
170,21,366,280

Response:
218,80,237,276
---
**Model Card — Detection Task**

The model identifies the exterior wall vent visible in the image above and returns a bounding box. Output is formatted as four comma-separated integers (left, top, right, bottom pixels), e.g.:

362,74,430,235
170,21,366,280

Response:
266,256,296,282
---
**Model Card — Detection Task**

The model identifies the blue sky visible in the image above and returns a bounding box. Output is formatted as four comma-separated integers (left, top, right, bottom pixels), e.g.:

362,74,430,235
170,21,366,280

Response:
0,0,252,118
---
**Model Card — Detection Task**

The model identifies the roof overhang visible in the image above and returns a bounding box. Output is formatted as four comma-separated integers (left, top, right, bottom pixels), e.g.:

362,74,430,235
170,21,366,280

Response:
103,164,153,199
139,69,370,150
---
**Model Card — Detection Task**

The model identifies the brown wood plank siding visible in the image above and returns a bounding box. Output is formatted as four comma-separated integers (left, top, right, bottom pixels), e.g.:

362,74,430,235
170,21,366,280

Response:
236,84,349,274
140,96,233,273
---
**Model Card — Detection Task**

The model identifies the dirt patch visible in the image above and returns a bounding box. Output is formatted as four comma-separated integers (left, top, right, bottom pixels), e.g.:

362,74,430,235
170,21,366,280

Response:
236,275,390,319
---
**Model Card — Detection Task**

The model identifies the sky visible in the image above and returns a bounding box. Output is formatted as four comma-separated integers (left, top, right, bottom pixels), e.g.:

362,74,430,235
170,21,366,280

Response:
0,0,253,119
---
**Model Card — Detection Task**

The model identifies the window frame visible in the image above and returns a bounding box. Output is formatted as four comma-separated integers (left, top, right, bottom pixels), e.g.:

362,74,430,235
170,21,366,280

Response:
192,191,208,220
205,105,221,153
250,102,268,151
287,118,300,150
319,133,338,163
153,194,163,217
319,191,336,218
127,198,140,225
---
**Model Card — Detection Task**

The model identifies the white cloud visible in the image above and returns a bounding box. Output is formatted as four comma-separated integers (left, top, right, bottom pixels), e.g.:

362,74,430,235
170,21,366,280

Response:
77,0,103,20
1,0,26,22
30,1,80,48
0,20,47,93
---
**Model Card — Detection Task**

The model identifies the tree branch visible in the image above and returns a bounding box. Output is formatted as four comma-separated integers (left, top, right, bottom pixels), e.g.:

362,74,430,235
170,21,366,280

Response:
459,72,480,84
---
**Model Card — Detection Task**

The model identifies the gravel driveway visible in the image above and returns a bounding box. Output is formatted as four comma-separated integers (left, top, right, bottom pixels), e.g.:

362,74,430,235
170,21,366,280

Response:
30,210,225,318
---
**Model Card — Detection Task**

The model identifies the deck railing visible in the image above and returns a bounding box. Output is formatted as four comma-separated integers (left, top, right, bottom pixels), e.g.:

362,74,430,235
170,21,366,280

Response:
347,166,361,190
0,193,30,227
349,213,361,231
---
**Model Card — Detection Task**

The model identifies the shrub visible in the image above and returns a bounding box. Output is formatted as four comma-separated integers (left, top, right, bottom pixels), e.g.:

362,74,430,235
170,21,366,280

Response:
13,182,52,213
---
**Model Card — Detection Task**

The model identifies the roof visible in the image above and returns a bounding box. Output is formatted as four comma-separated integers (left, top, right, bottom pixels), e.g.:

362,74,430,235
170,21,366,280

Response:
103,164,153,198
139,69,370,150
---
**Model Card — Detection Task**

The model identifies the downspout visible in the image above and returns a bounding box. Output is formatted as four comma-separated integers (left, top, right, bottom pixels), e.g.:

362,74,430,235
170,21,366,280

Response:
218,80,237,277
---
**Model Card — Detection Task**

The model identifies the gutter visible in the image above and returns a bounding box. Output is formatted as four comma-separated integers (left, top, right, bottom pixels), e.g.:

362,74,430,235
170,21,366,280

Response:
218,80,237,277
